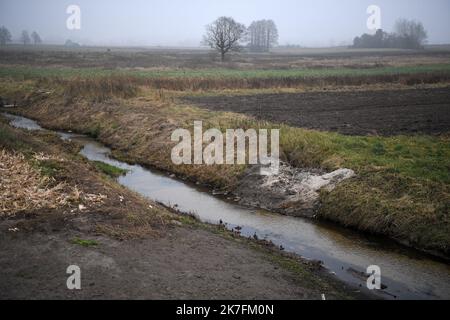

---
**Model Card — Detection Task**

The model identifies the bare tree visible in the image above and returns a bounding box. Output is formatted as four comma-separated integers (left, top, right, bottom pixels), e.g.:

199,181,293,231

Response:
248,21,256,48
394,19,427,49
248,20,278,52
31,31,42,45
20,30,31,45
203,17,246,62
0,26,12,46
248,21,263,51
265,20,279,51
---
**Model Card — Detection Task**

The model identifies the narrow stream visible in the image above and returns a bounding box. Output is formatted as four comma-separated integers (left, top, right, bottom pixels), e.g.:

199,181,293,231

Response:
3,112,450,300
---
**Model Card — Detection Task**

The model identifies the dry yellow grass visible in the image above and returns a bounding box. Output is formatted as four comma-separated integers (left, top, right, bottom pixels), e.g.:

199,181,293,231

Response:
0,149,82,216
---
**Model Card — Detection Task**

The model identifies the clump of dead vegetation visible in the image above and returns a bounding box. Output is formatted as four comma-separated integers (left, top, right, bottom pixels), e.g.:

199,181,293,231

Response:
0,149,82,216
138,72,450,91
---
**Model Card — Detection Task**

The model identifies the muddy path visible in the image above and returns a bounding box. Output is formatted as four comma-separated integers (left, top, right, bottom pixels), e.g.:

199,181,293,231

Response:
183,87,450,136
2,223,344,300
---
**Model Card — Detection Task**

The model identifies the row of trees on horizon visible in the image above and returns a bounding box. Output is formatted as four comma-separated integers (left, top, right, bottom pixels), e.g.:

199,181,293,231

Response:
0,26,42,46
203,17,430,61
1,17,429,56
353,19,428,49
203,17,280,61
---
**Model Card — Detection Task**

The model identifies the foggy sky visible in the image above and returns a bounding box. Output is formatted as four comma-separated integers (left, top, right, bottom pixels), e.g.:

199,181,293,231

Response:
1,0,449,47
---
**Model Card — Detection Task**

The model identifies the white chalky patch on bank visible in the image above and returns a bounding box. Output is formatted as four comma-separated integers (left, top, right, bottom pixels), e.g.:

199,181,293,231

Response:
235,163,355,217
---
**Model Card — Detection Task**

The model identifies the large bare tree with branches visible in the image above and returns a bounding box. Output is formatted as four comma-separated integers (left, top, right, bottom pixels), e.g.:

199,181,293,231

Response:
203,17,246,62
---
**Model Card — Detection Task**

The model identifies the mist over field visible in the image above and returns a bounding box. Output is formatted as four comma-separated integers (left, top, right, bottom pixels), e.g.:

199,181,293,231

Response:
1,0,450,46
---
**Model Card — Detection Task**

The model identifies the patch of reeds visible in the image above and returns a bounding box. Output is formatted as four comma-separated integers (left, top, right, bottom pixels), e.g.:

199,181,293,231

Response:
57,76,139,102
136,72,450,91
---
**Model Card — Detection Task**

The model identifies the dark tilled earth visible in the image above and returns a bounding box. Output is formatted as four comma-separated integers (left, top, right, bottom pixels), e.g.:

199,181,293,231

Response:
183,87,450,136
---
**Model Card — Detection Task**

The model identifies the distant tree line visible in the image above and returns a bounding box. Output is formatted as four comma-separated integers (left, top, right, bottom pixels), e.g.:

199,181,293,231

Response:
353,19,428,49
0,26,12,45
203,17,279,61
0,26,42,45
278,44,303,49
65,39,80,48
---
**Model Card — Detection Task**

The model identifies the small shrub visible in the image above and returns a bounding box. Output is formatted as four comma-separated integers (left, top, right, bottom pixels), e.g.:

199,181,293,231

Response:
71,238,99,247
93,161,128,178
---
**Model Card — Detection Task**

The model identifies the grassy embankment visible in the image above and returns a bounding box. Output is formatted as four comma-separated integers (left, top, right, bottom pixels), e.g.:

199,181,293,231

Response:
0,65,449,256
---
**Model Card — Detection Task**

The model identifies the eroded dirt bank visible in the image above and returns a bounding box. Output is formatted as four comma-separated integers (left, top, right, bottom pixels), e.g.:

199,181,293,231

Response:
234,164,355,217
0,119,361,300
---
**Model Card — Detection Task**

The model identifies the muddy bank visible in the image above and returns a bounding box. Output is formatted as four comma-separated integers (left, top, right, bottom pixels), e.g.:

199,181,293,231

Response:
183,87,450,136
234,164,355,217
2,221,356,300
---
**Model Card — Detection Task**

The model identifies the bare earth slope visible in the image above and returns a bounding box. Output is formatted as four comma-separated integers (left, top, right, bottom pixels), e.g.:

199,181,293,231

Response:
0,226,340,299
